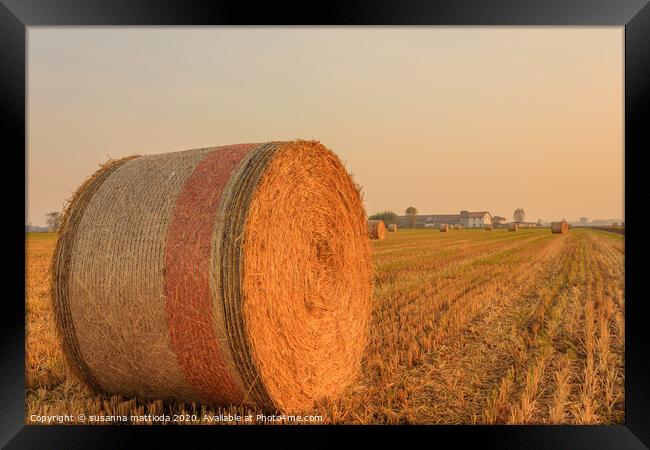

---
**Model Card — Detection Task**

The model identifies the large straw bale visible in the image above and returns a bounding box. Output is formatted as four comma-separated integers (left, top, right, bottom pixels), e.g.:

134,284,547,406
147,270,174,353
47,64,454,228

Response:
368,220,386,240
52,140,372,412
551,221,569,234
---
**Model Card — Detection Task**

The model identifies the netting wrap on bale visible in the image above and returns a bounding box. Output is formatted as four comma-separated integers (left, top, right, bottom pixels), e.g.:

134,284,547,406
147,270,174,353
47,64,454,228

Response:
368,220,386,240
551,221,569,234
52,140,372,413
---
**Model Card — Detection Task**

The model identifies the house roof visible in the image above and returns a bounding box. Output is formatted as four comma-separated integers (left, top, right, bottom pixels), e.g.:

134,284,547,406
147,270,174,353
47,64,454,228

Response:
463,211,491,218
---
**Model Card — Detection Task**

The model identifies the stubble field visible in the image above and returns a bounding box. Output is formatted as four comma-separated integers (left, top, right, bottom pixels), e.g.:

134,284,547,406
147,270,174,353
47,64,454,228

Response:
26,227,624,424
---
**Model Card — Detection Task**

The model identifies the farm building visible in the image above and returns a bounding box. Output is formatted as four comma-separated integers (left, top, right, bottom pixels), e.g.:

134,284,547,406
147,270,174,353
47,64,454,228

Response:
398,214,458,228
511,221,539,229
460,211,492,228
398,210,492,228
491,216,507,227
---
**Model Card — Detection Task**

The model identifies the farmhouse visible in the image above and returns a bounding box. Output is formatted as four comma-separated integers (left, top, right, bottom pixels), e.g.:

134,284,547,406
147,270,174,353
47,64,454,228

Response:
399,210,493,228
460,211,492,228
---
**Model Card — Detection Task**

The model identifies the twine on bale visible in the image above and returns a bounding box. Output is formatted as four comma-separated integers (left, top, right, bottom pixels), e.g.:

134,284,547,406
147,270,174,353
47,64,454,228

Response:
368,220,386,240
52,155,139,394
52,140,372,413
551,221,569,234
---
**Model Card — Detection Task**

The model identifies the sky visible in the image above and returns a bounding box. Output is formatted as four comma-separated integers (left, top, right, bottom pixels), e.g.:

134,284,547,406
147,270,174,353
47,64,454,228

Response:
27,27,624,226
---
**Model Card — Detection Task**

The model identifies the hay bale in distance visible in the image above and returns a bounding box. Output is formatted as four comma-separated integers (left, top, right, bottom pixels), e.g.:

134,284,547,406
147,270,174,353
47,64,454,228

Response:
388,224,397,232
440,223,449,232
508,223,518,232
551,221,569,234
368,219,386,240
52,140,372,413
484,224,493,231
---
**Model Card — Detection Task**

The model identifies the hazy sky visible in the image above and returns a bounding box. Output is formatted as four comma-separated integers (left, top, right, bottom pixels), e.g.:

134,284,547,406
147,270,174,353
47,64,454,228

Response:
27,27,623,226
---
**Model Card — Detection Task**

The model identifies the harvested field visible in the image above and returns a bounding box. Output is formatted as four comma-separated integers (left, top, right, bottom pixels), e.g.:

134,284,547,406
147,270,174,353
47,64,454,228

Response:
26,227,624,424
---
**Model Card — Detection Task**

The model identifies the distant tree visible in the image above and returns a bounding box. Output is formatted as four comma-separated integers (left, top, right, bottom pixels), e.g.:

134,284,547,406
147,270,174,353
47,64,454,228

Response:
513,207,526,223
579,217,588,225
369,211,398,225
405,206,418,227
46,211,62,232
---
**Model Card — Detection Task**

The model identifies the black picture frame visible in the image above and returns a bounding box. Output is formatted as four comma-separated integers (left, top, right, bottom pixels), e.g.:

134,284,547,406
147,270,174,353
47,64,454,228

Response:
3,1,648,448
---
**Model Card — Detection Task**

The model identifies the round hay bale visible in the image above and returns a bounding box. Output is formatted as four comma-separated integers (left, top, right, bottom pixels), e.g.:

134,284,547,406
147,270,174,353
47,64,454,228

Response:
388,224,397,232
368,219,386,240
551,221,569,234
440,223,449,232
484,224,493,231
52,141,372,413
508,223,518,232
